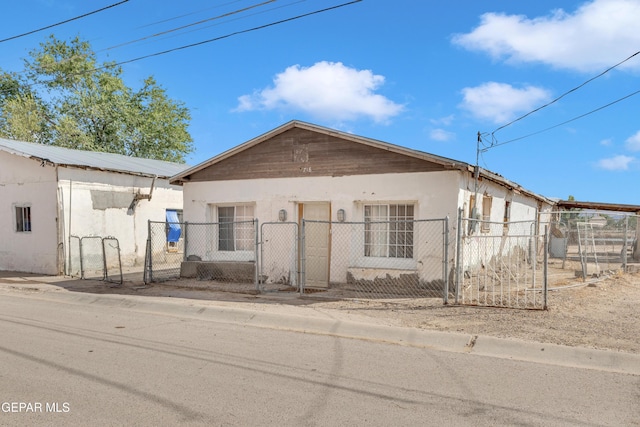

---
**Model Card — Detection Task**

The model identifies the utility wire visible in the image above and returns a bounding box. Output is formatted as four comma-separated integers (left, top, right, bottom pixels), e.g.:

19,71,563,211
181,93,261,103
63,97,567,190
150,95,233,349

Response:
0,0,362,95
487,88,640,148
122,0,309,47
105,0,275,52
102,0,362,68
491,50,640,136
136,0,244,29
0,1,130,44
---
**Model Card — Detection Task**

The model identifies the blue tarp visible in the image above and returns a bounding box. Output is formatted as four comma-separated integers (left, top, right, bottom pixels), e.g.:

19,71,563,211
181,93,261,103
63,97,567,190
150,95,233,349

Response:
166,210,181,242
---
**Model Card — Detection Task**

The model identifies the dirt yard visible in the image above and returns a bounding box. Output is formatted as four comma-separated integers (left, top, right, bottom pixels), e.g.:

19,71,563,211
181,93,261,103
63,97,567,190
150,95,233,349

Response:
1,270,638,354
316,271,640,354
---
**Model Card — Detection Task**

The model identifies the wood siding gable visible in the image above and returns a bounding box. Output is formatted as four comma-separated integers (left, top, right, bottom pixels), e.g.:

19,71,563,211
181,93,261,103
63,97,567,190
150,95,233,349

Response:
188,128,449,182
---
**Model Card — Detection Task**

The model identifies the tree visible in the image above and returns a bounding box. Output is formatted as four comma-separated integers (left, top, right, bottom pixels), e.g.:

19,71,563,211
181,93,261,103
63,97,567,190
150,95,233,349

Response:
0,35,193,162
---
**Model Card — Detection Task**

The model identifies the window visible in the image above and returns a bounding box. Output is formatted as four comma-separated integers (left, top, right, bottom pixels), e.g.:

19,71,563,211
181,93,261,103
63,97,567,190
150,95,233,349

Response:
468,195,476,218
364,204,414,258
218,205,254,251
482,195,492,222
503,200,511,232
15,206,31,232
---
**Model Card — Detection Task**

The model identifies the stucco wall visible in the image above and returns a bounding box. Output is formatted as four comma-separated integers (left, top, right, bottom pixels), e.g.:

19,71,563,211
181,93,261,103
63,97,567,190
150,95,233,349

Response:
0,152,59,274
58,168,183,269
182,171,461,284
183,171,461,223
181,169,552,287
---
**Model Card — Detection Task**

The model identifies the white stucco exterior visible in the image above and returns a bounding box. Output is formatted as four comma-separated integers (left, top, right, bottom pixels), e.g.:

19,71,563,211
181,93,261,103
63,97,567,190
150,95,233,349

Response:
0,149,184,275
180,169,552,286
0,151,59,274
183,171,461,224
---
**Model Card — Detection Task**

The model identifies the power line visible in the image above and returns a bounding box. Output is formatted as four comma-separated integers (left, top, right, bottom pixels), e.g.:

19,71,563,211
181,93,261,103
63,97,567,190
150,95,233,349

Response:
0,1,131,44
0,0,362,96
117,0,309,48
491,50,640,137
136,0,244,30
104,0,276,53
485,88,640,148
100,0,363,68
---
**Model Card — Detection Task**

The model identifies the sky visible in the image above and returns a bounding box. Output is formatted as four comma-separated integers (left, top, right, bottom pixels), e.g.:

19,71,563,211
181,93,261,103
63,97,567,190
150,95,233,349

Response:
2,0,640,205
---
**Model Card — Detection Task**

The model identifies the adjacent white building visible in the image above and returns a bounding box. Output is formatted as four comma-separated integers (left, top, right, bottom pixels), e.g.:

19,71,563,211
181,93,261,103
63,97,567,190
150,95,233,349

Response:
170,121,554,289
0,138,189,275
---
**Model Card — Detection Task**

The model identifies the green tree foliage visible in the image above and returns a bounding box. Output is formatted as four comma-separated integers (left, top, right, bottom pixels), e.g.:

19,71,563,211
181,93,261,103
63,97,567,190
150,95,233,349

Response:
0,36,192,162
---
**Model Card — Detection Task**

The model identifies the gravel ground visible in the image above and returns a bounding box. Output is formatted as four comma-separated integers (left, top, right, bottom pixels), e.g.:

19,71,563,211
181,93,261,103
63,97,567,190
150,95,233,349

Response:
1,270,638,354
310,271,640,354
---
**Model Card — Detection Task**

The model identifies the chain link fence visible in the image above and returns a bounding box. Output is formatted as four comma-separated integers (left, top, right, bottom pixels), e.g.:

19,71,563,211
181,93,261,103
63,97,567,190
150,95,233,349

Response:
144,218,450,301
301,219,450,300
67,235,122,284
545,211,639,279
456,214,547,309
145,220,258,286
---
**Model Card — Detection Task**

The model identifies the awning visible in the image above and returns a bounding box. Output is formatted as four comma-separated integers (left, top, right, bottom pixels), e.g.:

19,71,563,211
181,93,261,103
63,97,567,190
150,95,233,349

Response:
166,210,181,242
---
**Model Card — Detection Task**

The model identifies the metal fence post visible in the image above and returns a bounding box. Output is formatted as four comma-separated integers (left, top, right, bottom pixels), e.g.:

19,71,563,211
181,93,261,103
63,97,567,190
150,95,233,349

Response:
300,219,306,295
455,208,463,304
183,221,189,262
147,220,153,283
623,215,629,270
544,225,549,310
443,216,449,305
254,219,259,291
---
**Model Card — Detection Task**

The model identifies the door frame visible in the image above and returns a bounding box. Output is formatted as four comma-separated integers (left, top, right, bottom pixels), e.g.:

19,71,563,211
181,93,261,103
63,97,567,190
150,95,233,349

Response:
298,202,331,290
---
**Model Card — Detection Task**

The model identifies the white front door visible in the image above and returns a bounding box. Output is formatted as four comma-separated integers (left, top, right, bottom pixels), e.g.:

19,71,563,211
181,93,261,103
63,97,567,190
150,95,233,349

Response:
300,203,330,289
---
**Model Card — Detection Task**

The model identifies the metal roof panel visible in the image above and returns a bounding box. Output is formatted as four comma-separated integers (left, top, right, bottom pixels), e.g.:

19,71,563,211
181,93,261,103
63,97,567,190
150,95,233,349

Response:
0,138,189,178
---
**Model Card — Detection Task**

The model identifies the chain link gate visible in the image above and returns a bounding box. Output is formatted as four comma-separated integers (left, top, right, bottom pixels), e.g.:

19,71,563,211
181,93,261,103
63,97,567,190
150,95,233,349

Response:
456,211,548,310
80,236,105,280
67,235,122,284
259,222,299,292
68,236,81,277
103,237,123,285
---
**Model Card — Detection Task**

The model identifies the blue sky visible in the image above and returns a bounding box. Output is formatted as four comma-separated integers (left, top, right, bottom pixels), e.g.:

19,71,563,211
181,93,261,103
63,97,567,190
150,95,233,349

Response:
3,0,640,204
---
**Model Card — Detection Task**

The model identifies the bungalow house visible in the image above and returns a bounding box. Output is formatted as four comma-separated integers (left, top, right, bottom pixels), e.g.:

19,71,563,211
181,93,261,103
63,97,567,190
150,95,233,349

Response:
169,120,554,289
0,137,189,275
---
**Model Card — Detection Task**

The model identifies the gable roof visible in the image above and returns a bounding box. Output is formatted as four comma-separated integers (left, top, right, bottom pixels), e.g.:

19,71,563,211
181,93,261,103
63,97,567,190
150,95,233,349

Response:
170,120,554,205
0,137,189,179
172,120,471,181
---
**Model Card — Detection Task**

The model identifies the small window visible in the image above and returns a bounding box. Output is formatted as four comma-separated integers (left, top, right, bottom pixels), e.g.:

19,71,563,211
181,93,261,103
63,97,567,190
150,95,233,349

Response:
218,205,255,251
15,206,31,232
503,200,511,227
468,195,476,218
481,195,492,233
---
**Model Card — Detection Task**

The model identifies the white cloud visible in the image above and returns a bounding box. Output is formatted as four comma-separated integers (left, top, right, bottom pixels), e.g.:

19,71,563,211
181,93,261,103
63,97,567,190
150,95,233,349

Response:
600,138,613,146
430,128,455,142
596,155,635,170
452,0,640,72
459,82,551,124
625,130,640,151
430,115,455,126
235,61,404,123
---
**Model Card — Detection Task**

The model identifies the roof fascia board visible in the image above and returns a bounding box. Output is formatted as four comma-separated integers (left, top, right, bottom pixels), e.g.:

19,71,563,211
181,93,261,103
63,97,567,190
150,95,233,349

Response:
170,120,470,184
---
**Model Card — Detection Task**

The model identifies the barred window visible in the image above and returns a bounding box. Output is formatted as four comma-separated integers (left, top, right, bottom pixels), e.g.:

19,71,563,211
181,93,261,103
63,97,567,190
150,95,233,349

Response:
364,204,414,258
15,206,31,232
218,205,254,251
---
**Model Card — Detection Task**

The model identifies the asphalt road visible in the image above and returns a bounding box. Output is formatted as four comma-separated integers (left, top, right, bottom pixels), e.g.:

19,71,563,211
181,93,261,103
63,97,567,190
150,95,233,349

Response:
1,289,639,426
